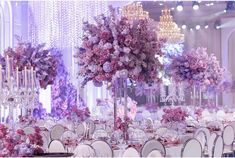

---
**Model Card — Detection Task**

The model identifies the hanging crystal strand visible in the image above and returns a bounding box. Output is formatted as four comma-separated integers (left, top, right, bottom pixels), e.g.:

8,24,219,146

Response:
178,82,185,105
199,87,202,107
215,92,218,107
192,86,196,106
160,83,166,104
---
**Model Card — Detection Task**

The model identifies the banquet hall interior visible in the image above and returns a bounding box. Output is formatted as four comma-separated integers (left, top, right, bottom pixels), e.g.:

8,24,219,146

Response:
0,0,235,157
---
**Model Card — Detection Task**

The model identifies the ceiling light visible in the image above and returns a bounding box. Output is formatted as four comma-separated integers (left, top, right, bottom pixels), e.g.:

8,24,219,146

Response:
176,2,183,11
206,2,214,6
159,3,163,6
224,9,227,13
195,25,200,30
225,1,235,12
193,1,199,10
171,7,175,10
182,24,187,29
190,28,193,31
205,25,209,29
214,20,221,29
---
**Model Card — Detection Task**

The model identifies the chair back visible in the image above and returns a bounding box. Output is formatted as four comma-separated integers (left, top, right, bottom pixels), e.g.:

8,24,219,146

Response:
194,127,210,145
147,150,163,157
73,144,95,157
222,125,235,146
92,129,109,140
212,135,224,157
50,124,65,140
76,123,85,137
207,132,217,157
48,140,65,153
23,126,35,135
141,139,166,157
194,130,207,151
91,140,113,157
181,138,202,157
122,147,140,157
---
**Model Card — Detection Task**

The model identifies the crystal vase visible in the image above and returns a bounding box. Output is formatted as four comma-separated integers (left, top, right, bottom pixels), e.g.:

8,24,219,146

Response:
113,71,128,142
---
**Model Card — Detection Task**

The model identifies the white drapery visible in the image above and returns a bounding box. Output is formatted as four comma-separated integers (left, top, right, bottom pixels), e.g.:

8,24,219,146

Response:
28,1,109,111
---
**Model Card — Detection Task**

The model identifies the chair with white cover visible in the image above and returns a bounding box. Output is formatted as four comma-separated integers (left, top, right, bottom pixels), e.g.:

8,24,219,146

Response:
91,140,113,157
48,140,65,153
156,127,168,137
181,138,202,157
141,139,166,157
60,130,77,140
50,124,66,141
194,127,210,146
73,144,95,157
41,133,49,150
129,128,147,143
85,120,96,137
222,125,234,156
206,132,217,157
92,129,109,140
76,123,85,137
213,135,224,157
122,147,140,157
147,150,163,157
23,126,35,135
194,130,207,152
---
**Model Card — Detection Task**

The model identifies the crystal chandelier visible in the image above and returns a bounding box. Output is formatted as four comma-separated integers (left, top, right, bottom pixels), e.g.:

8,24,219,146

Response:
121,3,149,20
158,8,184,44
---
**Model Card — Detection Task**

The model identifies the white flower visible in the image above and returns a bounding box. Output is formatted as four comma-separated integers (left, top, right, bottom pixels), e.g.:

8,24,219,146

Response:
123,47,131,54
90,36,99,44
114,50,120,56
103,43,113,49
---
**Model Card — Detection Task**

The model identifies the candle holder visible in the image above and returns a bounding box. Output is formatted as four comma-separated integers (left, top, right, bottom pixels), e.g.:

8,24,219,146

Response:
0,57,39,126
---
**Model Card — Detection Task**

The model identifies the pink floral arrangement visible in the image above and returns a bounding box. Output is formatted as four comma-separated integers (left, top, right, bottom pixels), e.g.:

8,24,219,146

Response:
115,116,132,131
2,42,60,89
65,106,90,123
0,124,43,157
169,47,209,87
204,54,224,91
18,115,37,126
161,107,188,124
74,6,165,87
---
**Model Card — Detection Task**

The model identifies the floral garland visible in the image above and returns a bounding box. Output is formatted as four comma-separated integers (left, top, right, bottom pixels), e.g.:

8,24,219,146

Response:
50,51,90,122
74,6,165,87
0,124,43,157
2,42,60,89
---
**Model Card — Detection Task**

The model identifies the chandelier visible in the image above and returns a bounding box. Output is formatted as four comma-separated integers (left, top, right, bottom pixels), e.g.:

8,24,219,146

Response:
121,3,149,20
158,8,184,44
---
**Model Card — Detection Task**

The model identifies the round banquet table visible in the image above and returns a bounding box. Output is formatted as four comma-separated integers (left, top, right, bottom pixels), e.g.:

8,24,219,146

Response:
34,152,74,157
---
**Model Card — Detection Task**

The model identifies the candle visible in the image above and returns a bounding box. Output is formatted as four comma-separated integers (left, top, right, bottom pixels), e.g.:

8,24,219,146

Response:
16,67,19,90
24,66,27,88
0,65,2,91
6,56,10,84
27,68,31,89
31,67,34,89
